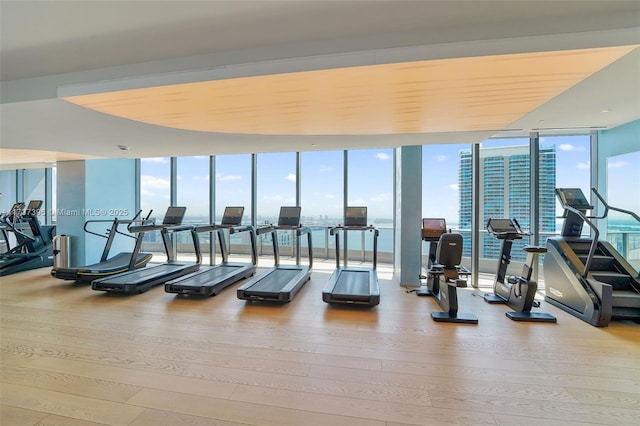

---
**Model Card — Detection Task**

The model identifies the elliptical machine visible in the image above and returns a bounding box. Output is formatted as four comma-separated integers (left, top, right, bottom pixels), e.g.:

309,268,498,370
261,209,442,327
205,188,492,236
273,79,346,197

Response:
484,218,556,322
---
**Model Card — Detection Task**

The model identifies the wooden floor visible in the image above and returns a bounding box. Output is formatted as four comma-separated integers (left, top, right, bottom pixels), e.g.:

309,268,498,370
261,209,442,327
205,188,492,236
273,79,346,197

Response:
1,263,639,426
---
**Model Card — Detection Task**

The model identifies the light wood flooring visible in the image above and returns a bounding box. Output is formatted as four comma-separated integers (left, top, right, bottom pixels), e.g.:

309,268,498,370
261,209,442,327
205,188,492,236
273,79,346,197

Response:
1,262,639,425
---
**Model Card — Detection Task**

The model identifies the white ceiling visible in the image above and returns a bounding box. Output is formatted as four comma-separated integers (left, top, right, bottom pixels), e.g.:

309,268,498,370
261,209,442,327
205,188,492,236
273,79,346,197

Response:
1,0,639,169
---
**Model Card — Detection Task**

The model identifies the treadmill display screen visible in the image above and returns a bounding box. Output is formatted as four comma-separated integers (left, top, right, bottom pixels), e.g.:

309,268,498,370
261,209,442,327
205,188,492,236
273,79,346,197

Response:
345,207,367,227
162,206,187,225
278,206,301,227
556,188,591,209
422,218,446,239
221,206,244,225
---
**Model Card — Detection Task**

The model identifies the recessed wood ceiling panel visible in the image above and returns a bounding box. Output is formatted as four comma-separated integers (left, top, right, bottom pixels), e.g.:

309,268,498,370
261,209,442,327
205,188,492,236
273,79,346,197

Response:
0,149,101,168
62,46,638,136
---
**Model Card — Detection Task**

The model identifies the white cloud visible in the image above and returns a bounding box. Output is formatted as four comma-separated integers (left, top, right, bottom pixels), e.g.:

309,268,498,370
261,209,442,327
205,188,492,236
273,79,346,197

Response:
217,174,242,181
140,175,170,190
326,194,335,199
263,194,283,201
319,165,333,173
577,161,590,169
437,155,447,162
141,157,169,163
608,160,629,169
376,152,391,160
285,173,296,182
448,183,459,190
559,144,585,152
370,193,389,202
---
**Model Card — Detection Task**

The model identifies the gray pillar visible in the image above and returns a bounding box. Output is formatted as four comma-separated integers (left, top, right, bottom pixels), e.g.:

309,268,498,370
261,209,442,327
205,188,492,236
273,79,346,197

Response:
56,161,87,266
393,145,422,287
56,158,136,266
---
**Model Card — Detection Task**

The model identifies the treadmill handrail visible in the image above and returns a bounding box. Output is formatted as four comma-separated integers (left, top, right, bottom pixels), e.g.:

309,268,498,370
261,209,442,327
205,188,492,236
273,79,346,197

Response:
330,225,378,270
129,222,194,233
194,223,258,266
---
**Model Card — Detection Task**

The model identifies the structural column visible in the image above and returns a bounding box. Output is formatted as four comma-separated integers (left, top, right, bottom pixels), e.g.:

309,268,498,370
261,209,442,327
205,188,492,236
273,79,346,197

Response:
393,145,422,287
56,158,136,266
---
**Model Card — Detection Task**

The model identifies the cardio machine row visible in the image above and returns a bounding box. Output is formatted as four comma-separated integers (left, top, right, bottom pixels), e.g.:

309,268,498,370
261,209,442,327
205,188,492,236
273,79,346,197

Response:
51,205,381,307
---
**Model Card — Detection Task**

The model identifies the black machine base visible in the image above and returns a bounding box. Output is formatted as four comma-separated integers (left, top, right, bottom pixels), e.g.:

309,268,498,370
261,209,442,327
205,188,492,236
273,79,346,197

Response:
431,311,478,324
415,287,433,297
506,311,557,323
483,293,506,304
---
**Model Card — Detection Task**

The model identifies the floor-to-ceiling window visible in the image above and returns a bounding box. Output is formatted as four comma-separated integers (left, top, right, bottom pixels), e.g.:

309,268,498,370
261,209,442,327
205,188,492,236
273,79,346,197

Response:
23,169,46,206
541,134,591,235
176,156,210,260
606,150,640,270
477,138,531,284
300,150,344,259
422,143,471,267
256,152,297,259
140,157,171,261
215,154,253,262
347,148,393,264
0,170,16,213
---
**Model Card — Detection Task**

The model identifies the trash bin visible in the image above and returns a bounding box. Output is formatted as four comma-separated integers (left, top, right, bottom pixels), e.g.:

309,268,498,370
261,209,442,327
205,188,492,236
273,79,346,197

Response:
53,235,71,269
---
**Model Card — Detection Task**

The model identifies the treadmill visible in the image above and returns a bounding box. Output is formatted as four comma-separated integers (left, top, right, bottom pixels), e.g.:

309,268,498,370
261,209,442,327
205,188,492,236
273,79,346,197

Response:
237,206,313,302
51,210,153,282
91,206,201,294
322,206,380,306
165,206,258,296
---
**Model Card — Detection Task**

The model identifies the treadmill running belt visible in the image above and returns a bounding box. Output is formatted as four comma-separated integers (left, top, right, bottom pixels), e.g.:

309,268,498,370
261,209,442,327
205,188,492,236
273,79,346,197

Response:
176,265,244,287
100,263,186,284
244,268,301,296
332,269,372,300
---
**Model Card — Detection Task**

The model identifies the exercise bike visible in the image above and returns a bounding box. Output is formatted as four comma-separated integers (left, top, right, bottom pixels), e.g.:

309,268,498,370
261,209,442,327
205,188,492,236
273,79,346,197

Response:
417,218,478,324
483,218,556,323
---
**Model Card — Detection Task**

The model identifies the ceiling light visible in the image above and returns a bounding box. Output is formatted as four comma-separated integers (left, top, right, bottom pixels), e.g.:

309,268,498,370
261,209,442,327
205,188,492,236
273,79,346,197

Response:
600,109,610,113
117,145,129,151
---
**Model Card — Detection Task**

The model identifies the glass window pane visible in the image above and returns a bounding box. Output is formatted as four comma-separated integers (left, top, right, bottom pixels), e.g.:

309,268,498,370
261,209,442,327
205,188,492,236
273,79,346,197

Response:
215,154,252,224
478,138,531,285
23,169,46,204
541,134,591,236
256,152,297,261
177,156,210,260
606,150,640,271
301,150,344,260
216,154,253,264
347,148,393,262
422,144,471,264
256,152,296,224
140,157,171,261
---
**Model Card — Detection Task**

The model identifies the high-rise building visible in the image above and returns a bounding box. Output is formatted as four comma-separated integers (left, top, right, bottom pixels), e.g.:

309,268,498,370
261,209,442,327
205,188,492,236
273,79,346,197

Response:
459,145,556,261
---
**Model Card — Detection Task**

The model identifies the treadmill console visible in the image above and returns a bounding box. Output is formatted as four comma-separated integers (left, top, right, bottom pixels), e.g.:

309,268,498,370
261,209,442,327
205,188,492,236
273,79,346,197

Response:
422,218,447,241
278,206,301,227
344,206,367,227
221,206,244,226
162,206,187,225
